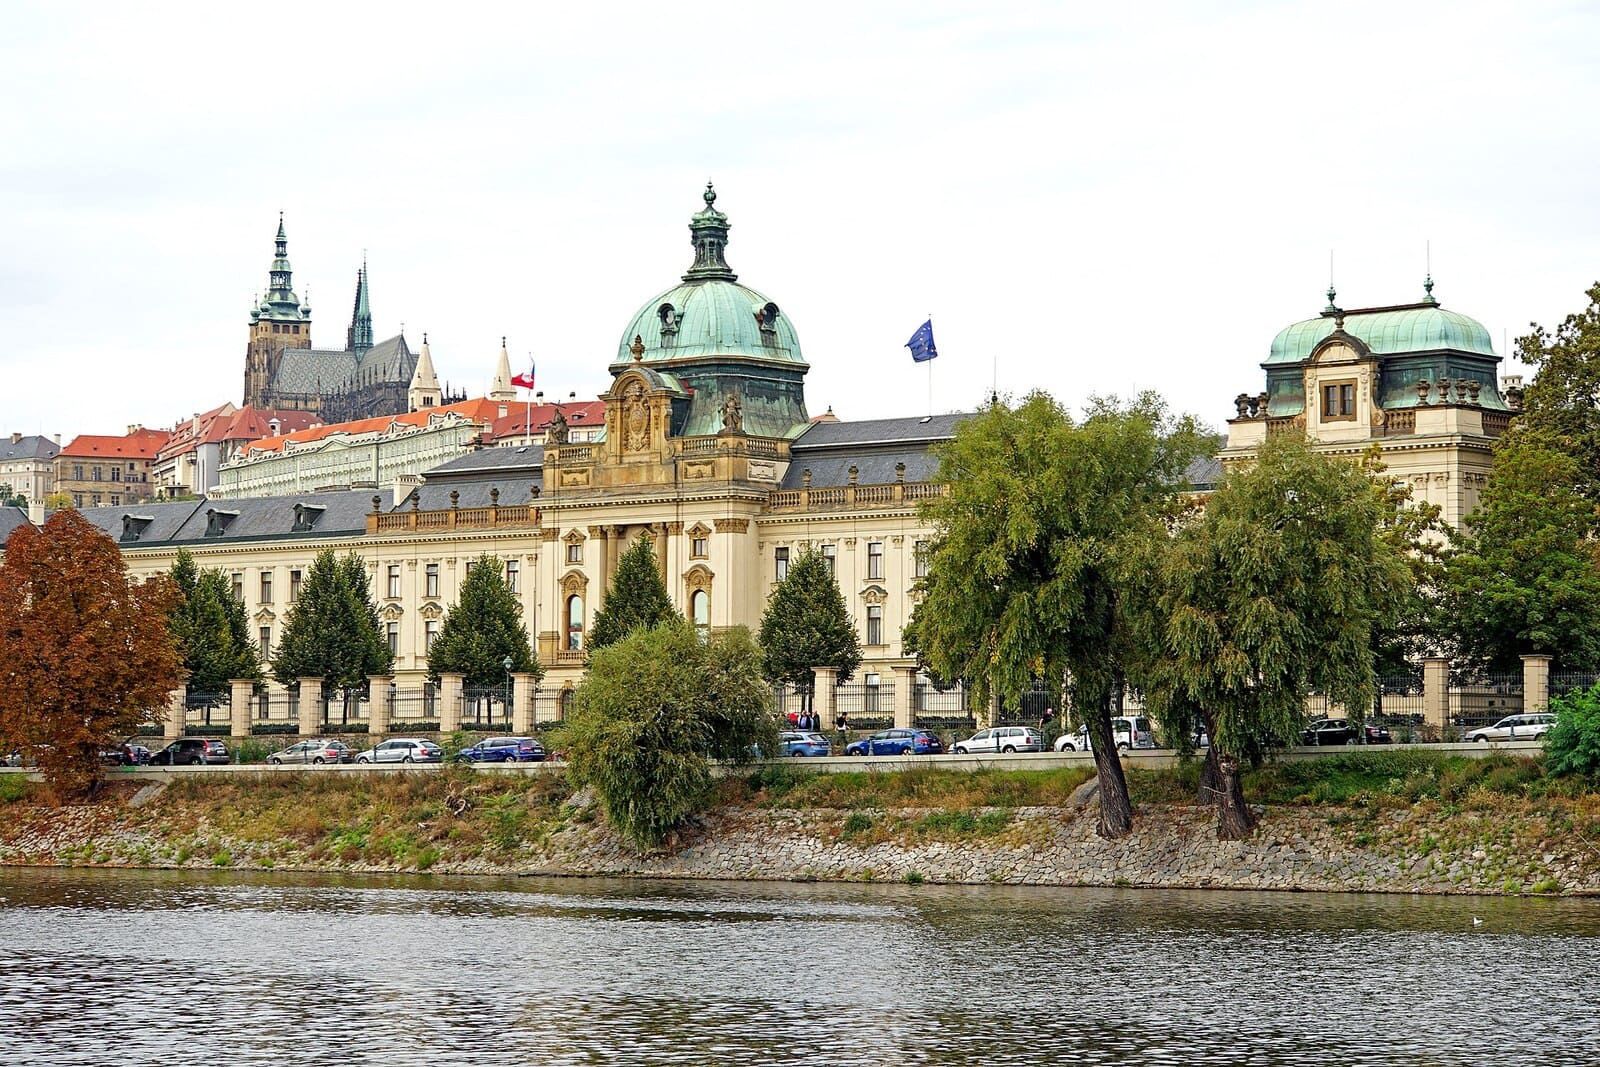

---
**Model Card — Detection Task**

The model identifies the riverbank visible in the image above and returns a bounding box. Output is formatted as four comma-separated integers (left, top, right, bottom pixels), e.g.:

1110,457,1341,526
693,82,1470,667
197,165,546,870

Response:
2,752,1598,895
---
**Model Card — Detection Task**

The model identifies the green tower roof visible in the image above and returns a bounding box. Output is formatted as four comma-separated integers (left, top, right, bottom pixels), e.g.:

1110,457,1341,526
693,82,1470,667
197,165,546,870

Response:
1266,301,1495,365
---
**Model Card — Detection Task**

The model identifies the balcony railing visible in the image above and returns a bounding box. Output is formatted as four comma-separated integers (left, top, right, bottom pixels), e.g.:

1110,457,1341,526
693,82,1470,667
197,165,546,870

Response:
370,503,537,534
766,481,946,512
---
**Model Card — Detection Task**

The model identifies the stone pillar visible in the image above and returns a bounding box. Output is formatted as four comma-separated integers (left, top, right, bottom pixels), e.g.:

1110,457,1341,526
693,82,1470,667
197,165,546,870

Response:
298,677,324,736
164,688,187,741
609,524,625,575
1522,653,1553,713
438,672,464,735
229,678,256,741
511,672,538,733
1423,657,1450,736
813,667,840,729
368,675,394,737
591,526,610,611
893,665,918,729
652,523,668,579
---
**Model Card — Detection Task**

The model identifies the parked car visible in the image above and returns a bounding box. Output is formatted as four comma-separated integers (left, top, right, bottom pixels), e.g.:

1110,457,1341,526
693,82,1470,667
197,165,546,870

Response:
1467,713,1556,743
267,739,356,765
357,738,443,764
1052,715,1158,752
779,731,832,757
98,743,152,766
149,738,230,766
844,729,943,756
456,736,546,763
1301,718,1393,746
953,726,1042,754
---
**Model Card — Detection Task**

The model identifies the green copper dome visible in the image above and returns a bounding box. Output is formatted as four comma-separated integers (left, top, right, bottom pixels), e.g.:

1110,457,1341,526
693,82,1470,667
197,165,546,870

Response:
1266,304,1495,364
612,184,806,370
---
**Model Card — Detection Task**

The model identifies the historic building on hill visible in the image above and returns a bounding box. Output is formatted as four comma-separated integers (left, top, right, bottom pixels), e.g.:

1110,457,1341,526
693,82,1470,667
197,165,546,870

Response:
1220,281,1517,529
242,217,422,421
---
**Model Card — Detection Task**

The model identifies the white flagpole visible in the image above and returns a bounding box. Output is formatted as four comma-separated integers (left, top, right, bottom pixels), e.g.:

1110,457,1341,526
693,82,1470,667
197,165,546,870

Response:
927,314,934,418
524,353,533,446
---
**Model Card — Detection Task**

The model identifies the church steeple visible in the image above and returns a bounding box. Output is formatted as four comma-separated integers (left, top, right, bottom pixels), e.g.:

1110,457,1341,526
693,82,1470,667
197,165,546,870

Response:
409,333,442,410
683,181,737,282
347,259,374,355
489,336,515,402
257,213,309,323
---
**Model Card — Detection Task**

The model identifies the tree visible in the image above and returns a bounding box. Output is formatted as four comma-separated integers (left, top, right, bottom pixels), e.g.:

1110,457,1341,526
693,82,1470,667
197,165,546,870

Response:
1544,683,1600,778
562,620,778,851
426,553,539,685
588,535,676,651
909,392,1207,838
271,550,392,700
1439,430,1600,671
1515,282,1600,503
44,492,72,510
758,546,861,711
1136,434,1412,837
167,550,261,694
0,510,182,797
0,484,26,508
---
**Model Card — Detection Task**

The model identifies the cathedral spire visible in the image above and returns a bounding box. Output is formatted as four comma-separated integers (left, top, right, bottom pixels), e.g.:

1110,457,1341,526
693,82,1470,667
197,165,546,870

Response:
347,259,374,355
489,336,515,402
260,214,306,322
682,181,737,282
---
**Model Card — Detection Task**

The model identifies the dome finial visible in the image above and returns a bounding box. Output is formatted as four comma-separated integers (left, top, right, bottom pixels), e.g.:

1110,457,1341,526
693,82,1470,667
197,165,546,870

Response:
704,180,716,208
1324,284,1338,314
1423,274,1437,305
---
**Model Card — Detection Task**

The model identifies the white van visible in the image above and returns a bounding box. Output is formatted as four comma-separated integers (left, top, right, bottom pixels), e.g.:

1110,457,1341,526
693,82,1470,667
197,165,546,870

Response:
1053,716,1157,752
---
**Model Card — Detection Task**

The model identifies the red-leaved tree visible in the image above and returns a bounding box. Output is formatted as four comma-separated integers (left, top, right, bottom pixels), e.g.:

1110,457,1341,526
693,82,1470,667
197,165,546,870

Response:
0,510,182,797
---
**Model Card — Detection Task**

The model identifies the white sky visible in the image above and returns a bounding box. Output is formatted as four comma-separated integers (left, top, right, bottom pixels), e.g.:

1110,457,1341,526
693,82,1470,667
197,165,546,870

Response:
3,1,1598,440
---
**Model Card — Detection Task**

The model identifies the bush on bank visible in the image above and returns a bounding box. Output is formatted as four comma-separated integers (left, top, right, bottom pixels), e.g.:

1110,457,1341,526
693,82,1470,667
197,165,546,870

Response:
1546,683,1600,779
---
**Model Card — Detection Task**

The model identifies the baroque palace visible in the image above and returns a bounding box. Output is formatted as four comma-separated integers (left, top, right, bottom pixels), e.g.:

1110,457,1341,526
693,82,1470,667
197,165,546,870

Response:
1,186,1517,726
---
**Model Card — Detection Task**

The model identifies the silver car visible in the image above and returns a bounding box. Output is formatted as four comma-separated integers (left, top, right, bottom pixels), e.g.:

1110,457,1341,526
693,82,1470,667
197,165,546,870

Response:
357,738,443,764
1467,713,1556,743
953,726,1042,754
267,739,354,765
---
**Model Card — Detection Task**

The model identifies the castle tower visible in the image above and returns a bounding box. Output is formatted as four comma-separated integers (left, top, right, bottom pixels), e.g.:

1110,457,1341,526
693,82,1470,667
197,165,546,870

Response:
408,333,442,410
243,214,313,407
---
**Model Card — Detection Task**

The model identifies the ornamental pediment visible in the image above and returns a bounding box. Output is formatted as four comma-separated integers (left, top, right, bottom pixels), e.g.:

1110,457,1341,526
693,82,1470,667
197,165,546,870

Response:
380,603,405,621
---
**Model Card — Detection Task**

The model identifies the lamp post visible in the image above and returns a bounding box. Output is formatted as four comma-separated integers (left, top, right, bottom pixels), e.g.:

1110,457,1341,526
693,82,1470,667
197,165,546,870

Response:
503,655,514,728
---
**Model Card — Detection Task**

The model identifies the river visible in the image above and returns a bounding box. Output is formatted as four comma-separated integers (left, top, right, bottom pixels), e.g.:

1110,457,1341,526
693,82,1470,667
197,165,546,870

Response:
1,867,1596,1066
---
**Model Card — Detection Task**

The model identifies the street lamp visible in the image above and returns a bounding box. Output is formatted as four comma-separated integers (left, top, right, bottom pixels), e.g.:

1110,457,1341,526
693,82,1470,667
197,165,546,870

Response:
503,655,514,727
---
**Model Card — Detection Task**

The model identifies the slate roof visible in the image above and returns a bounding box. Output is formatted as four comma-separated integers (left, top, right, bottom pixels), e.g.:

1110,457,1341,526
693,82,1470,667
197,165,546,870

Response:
77,491,373,547
778,413,965,489
406,445,543,510
0,435,61,462
0,506,30,541
790,412,968,449
270,334,414,398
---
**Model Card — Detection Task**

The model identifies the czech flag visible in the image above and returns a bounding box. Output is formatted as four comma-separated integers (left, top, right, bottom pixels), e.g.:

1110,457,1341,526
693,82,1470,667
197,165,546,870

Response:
511,359,536,390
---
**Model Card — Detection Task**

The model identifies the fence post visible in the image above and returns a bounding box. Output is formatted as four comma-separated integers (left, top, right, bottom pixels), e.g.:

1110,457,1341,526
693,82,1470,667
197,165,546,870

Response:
229,678,255,741
512,673,537,733
298,677,324,736
893,665,918,729
1522,654,1552,713
164,688,186,741
812,667,839,727
438,672,465,735
1423,657,1450,736
368,675,393,738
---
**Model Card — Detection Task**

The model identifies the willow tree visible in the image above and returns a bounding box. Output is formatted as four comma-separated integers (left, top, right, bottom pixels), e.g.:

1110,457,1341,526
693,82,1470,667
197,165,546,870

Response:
1137,434,1412,837
910,391,1206,839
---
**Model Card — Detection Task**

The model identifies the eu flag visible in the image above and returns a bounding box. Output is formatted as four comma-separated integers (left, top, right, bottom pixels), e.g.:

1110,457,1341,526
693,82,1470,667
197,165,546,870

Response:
906,319,938,363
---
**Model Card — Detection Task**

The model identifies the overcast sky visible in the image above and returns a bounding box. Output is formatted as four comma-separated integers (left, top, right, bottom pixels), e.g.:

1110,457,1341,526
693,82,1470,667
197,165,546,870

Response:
3,1,1598,441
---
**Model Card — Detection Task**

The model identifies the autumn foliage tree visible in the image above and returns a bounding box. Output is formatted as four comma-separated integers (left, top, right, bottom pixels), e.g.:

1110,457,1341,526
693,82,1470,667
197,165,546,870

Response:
0,510,182,797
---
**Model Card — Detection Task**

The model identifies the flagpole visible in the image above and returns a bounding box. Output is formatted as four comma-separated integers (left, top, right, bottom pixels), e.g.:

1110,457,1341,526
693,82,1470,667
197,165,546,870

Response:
524,352,533,447
927,313,933,418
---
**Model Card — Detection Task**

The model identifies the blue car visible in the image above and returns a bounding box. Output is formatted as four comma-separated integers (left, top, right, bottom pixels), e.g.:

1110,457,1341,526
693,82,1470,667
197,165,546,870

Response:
780,731,832,757
845,729,943,756
456,736,546,763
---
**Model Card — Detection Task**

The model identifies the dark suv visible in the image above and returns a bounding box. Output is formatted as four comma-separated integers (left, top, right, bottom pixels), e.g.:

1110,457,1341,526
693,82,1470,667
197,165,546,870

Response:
149,737,230,766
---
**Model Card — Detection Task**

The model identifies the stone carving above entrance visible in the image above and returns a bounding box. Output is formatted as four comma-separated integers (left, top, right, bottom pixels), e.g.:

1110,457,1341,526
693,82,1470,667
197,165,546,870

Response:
623,380,650,452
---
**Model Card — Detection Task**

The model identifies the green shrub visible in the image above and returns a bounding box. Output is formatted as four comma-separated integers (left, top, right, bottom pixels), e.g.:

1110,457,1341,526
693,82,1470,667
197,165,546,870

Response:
841,811,874,838
234,738,271,764
0,775,28,803
1545,684,1600,778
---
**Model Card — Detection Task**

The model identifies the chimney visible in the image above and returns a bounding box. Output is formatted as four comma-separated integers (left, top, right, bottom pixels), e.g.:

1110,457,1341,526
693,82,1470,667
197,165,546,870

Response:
9,432,19,445
126,424,142,435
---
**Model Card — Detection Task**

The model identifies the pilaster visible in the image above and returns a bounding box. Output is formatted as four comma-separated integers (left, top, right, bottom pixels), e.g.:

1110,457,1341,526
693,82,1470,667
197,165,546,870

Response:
438,672,465,734
893,665,918,729
298,677,324,736
1423,657,1450,735
512,673,538,733
229,678,256,741
369,675,394,737
1522,654,1553,714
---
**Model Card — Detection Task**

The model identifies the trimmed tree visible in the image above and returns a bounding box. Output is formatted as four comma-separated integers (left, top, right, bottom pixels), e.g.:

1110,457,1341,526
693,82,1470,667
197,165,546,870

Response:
426,554,539,685
0,510,182,797
271,550,392,709
1136,434,1412,837
562,620,778,851
168,549,262,694
758,546,862,712
909,391,1207,839
588,535,676,652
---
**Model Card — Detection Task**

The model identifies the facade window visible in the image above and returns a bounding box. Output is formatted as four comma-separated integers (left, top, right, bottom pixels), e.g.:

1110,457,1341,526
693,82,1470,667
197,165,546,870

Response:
1322,381,1356,420
774,546,790,581
387,564,401,599
259,571,273,603
91,465,102,482
567,541,583,564
110,494,121,506
72,464,83,480
915,541,931,578
90,494,101,507
867,541,884,581
821,543,836,575
230,572,244,601
505,558,520,594
565,594,584,651
425,563,440,598
387,621,400,656
72,494,83,508
866,604,883,646
864,672,882,713
690,589,710,639
110,467,121,482
259,627,271,657
691,535,709,559
425,620,439,653
289,569,302,603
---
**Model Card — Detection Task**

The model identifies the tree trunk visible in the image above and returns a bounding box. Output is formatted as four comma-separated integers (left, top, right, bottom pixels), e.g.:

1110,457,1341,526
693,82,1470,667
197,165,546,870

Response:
1198,743,1223,805
1086,703,1134,839
1214,752,1257,839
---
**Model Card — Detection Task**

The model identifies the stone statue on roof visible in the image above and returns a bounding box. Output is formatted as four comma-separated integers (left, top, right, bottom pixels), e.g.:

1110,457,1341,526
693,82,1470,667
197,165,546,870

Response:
720,391,744,435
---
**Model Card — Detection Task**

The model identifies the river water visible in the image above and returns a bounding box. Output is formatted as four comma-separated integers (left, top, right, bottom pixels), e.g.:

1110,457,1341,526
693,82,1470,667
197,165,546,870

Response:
1,868,1597,1066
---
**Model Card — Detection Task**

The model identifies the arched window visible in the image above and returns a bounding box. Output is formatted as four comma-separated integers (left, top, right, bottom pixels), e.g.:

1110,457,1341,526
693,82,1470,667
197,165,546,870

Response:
565,594,584,651
690,589,709,640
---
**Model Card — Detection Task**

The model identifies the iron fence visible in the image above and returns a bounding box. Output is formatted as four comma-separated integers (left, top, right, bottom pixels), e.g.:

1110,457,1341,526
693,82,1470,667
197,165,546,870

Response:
835,682,893,717
1552,672,1599,696
185,691,229,729
1448,673,1523,735
914,682,970,714
461,686,513,729
390,685,438,722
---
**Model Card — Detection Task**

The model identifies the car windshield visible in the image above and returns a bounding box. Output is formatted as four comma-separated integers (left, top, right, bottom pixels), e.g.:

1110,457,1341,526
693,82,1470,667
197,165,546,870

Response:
803,733,827,743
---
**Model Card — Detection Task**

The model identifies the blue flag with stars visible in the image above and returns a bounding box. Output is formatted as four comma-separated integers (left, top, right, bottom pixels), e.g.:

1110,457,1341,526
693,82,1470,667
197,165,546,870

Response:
906,319,938,363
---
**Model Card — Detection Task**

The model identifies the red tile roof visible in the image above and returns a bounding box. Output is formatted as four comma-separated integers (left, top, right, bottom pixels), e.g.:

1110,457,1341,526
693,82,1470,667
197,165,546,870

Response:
486,400,605,441
60,428,170,460
237,397,507,457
